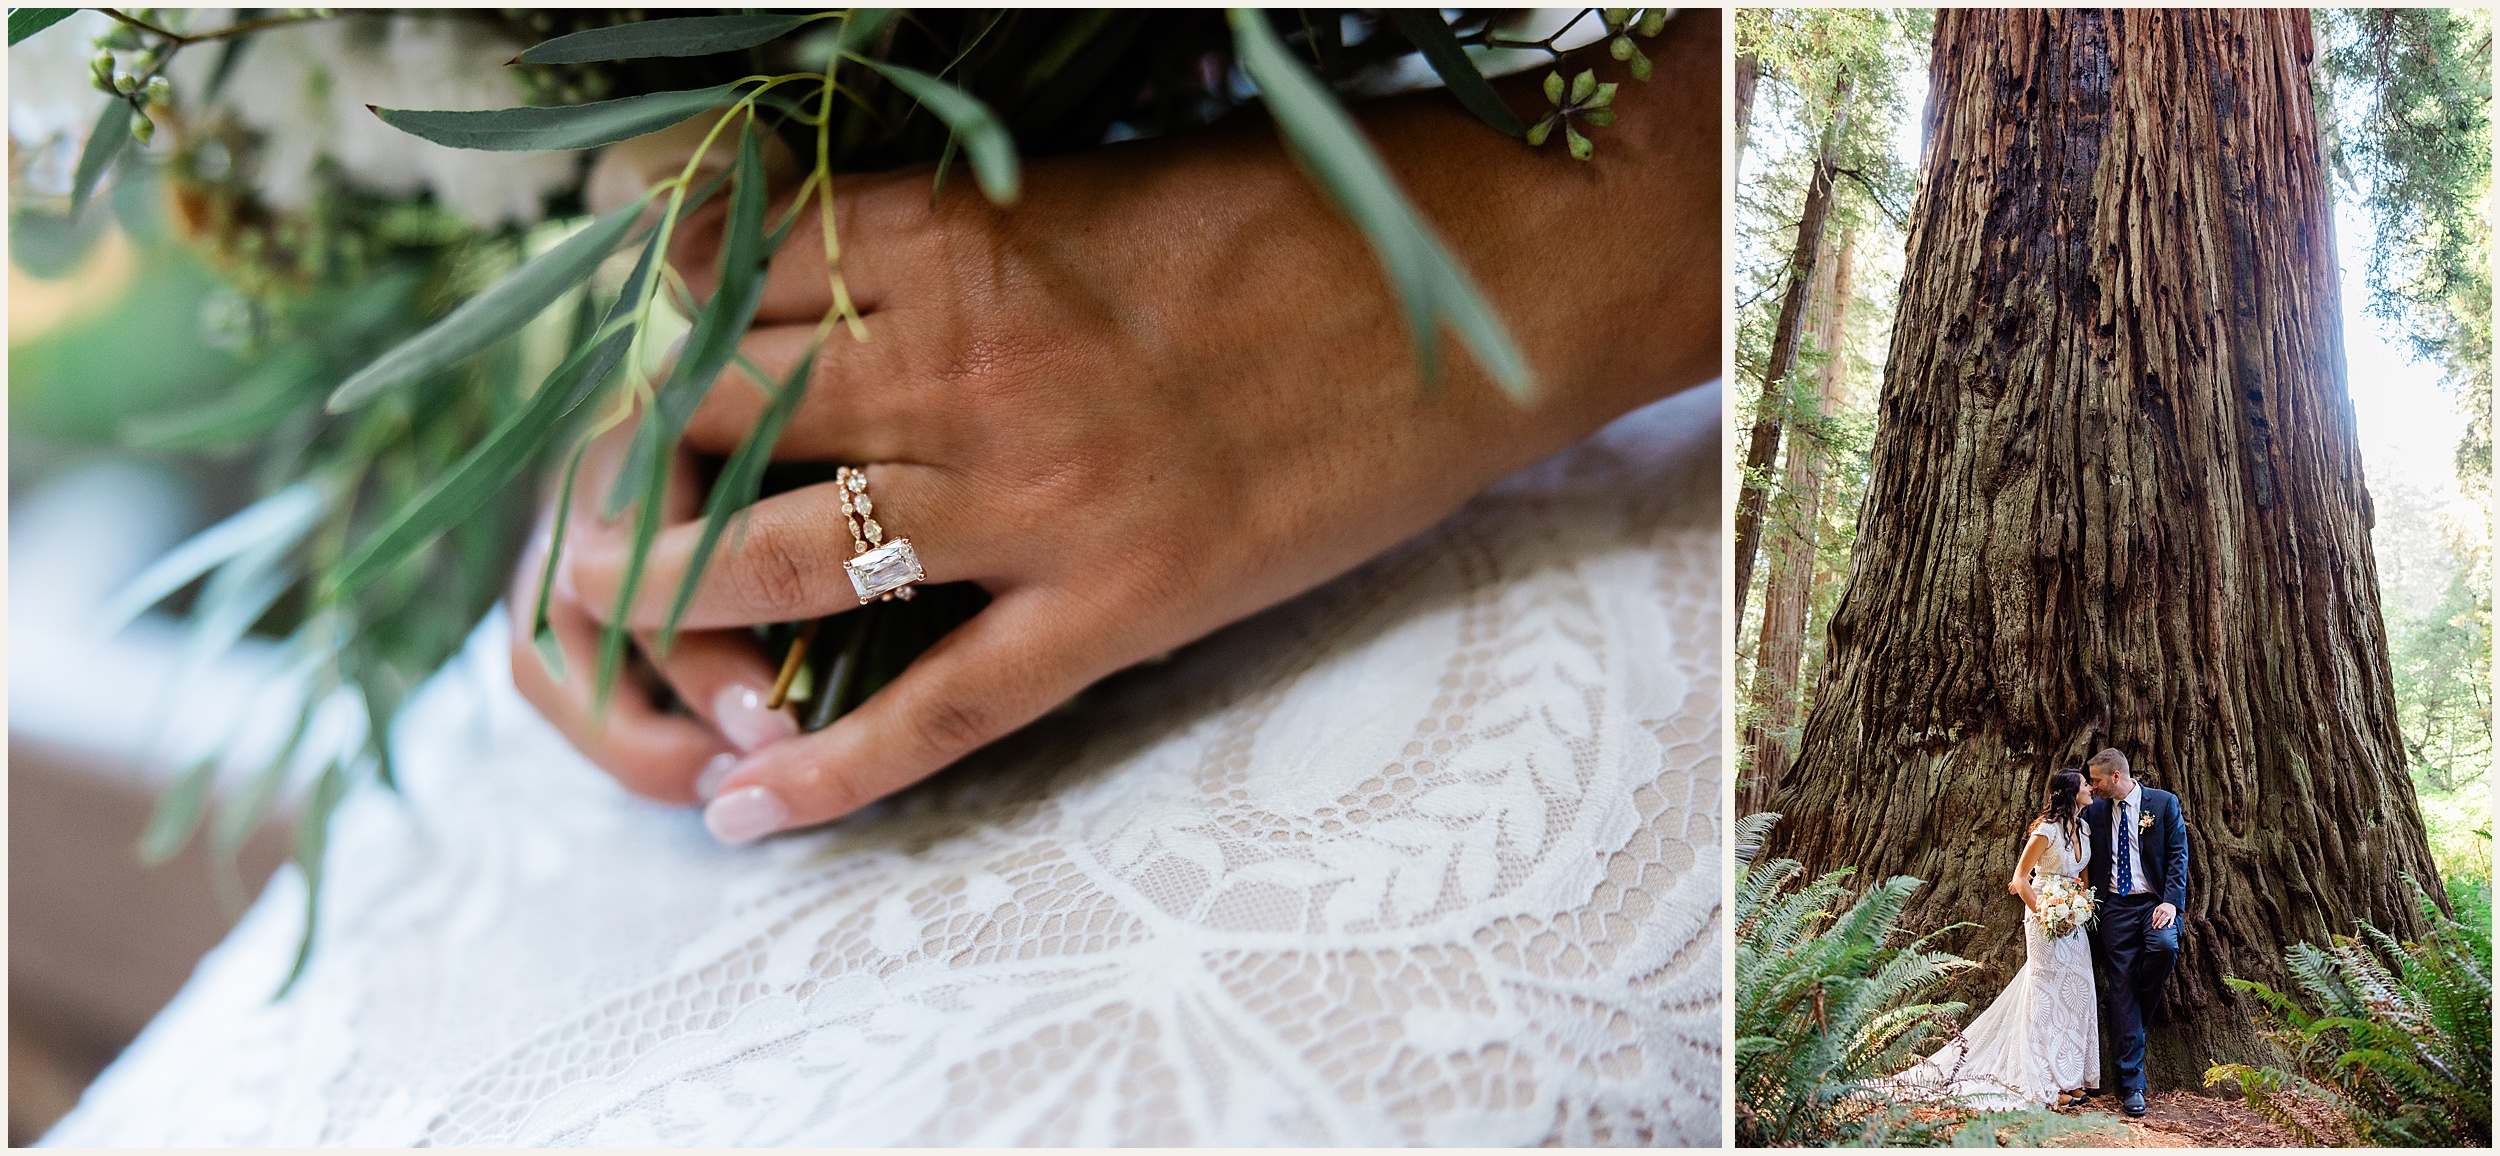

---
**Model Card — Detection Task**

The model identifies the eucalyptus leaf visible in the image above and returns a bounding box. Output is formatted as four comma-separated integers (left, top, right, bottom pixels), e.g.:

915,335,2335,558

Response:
658,346,819,653
357,670,406,792
96,481,326,635
8,7,74,45
520,13,820,64
1387,10,1525,137
211,695,316,859
137,756,220,865
1227,9,1536,402
174,553,292,701
332,321,634,597
597,123,781,708
373,83,742,152
857,58,1020,205
72,97,133,217
799,7,899,63
124,347,325,451
274,755,352,998
327,192,651,413
531,439,595,683
604,125,785,518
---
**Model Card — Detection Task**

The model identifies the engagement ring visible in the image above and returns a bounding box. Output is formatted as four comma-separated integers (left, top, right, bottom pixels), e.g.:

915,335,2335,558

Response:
837,466,924,603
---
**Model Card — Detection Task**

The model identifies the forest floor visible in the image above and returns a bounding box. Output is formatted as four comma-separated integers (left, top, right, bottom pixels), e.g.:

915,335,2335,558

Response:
2055,1088,2301,1147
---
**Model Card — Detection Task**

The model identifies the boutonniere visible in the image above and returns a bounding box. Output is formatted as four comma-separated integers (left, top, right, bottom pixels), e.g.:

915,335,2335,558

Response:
2137,812,2155,832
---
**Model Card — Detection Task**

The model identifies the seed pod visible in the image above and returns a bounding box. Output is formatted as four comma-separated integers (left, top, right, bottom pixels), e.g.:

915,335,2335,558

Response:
114,72,139,94
1570,69,1597,104
1526,114,1555,147
1603,8,1632,29
1629,51,1653,82
1565,124,1593,161
1543,70,1564,106
130,113,155,144
1612,35,1635,61
1589,81,1620,109
143,76,170,105
1638,10,1668,37
1582,108,1617,128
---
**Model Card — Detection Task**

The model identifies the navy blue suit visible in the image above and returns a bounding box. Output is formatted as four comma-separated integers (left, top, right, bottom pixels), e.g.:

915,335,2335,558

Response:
2082,785,2187,1093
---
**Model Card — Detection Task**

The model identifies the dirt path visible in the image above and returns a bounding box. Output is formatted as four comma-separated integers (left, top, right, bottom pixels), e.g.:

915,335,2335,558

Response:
2056,1089,2302,1147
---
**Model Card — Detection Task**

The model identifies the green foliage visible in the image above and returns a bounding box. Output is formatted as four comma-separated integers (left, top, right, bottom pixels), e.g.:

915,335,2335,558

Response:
1735,814,2120,1147
1517,8,1666,155
323,192,652,413
9,7,76,45
519,13,827,64
2391,568,2493,797
2206,879,2492,1147
2314,8,2494,502
374,83,751,152
854,58,1021,205
1387,9,1523,137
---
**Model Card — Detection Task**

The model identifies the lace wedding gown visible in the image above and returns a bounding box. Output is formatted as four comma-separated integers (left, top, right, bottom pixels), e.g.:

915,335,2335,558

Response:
1888,821,2099,1109
47,388,1720,1147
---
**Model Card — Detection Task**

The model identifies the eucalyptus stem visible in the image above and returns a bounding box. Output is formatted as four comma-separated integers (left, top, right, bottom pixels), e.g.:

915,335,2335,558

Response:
101,6,329,48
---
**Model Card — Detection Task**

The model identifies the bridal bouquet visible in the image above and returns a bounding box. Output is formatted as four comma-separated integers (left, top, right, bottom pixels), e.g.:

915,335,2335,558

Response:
2032,875,2095,940
8,7,1673,989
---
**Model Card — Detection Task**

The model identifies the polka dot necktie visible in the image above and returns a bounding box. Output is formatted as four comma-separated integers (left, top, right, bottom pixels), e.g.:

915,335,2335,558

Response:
2114,800,2133,895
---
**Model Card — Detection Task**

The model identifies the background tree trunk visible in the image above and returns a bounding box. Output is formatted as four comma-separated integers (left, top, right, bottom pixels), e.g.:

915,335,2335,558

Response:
1734,51,1760,176
1765,8,2445,1091
1733,76,1852,624
1745,231,1854,815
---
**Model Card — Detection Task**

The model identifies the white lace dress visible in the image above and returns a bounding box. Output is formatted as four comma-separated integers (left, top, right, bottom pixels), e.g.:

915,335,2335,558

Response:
1888,821,2100,1109
45,388,1721,1147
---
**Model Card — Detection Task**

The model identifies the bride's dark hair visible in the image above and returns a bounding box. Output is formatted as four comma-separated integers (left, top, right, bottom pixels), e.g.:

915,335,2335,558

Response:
2037,768,2087,857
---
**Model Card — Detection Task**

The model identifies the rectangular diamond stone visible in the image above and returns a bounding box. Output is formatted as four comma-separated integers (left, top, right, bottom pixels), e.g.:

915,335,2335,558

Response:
845,538,923,601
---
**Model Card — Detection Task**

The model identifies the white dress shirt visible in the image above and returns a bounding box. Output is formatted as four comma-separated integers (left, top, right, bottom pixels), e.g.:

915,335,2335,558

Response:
2116,782,2151,895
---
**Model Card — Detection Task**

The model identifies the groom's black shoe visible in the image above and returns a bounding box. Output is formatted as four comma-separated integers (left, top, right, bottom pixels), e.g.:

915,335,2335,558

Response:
2121,1090,2147,1117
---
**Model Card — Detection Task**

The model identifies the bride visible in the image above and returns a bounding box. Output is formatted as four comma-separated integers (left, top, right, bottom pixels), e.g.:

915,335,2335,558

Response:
1890,768,2100,1110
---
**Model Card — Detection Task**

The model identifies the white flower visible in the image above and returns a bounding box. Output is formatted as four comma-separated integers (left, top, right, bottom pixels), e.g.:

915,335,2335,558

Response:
218,14,575,228
2034,875,2096,939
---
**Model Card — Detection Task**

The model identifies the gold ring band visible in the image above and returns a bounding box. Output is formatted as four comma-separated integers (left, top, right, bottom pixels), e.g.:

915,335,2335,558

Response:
837,466,923,603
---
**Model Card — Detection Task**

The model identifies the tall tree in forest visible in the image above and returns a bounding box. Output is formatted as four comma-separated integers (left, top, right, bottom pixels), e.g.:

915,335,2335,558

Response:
1734,50,1759,175
1765,9,2446,1088
2314,7,2494,503
1732,88,1848,624
1744,231,1854,815
1731,8,1923,626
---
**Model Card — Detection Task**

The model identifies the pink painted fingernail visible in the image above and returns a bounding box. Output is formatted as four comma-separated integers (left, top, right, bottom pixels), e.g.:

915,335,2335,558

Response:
713,684,798,752
705,785,790,845
695,752,738,802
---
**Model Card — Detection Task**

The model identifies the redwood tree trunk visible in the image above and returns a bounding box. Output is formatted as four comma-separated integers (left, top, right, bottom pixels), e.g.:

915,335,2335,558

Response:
1765,8,2443,1090
1733,77,1851,624
1734,51,1760,176
1745,232,1854,815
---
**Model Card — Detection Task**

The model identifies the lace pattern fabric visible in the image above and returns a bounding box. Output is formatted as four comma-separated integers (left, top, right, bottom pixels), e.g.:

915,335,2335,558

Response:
1888,819,2099,1109
47,387,1720,1147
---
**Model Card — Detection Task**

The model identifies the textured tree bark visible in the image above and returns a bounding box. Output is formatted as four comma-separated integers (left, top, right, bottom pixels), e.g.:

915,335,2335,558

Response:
1764,9,2444,1090
1733,77,1851,624
1745,232,1853,816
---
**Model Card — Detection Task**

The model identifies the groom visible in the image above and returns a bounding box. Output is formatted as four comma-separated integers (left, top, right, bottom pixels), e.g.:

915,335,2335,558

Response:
2080,747,2187,1118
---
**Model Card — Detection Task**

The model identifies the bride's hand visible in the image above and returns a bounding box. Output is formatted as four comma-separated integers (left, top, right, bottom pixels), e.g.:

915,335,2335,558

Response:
533,16,1718,841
